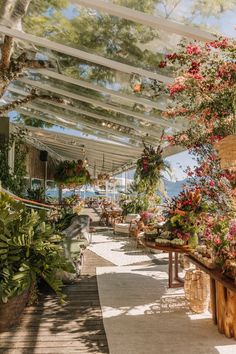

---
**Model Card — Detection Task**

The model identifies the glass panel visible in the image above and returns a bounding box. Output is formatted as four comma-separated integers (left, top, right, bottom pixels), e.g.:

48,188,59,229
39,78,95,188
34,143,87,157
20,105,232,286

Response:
10,81,168,138
23,2,177,75
106,0,236,37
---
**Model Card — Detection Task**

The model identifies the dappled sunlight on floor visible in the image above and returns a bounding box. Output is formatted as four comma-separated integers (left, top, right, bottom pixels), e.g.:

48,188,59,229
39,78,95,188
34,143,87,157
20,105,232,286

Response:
88,231,169,266
97,265,236,354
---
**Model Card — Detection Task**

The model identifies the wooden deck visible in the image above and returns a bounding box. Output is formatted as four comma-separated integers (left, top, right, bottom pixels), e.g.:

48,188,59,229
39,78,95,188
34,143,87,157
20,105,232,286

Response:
0,209,114,354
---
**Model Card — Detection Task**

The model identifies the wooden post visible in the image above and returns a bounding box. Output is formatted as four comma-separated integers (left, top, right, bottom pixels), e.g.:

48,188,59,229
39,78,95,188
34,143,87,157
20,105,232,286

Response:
210,278,217,325
215,281,236,338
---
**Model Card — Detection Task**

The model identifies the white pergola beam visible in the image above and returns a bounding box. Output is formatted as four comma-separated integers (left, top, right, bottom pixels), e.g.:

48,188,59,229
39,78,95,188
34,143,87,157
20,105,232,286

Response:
17,78,179,129
73,0,216,42
44,144,126,165
8,86,162,138
39,137,136,160
0,25,172,83
37,69,167,111
17,108,135,147
24,124,142,153
25,102,144,145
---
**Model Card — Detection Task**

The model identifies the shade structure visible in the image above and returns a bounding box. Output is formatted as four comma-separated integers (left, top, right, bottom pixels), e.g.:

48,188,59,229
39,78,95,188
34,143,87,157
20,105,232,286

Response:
0,0,235,172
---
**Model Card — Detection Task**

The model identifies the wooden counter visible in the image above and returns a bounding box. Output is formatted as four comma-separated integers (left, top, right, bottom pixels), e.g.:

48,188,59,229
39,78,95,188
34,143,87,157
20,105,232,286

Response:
187,255,236,338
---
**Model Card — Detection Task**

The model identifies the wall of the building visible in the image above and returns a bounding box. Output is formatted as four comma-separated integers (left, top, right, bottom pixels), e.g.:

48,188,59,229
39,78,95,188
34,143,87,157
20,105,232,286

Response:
25,144,56,180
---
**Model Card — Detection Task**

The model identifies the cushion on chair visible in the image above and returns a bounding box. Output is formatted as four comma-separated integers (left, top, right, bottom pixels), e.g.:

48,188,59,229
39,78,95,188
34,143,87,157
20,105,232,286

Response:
114,223,130,234
124,214,140,223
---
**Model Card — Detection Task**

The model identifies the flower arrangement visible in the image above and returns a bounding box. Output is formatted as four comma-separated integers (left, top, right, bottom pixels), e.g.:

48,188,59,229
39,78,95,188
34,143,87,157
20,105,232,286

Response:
54,159,91,188
202,214,236,267
134,141,170,196
140,211,155,225
164,188,213,247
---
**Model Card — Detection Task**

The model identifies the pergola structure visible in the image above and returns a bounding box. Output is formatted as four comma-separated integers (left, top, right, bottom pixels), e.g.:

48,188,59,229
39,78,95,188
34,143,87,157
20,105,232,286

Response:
0,0,222,175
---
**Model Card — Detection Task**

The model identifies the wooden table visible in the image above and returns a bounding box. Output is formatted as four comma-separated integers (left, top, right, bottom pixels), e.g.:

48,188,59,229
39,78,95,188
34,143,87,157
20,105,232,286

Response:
141,240,190,288
187,255,236,338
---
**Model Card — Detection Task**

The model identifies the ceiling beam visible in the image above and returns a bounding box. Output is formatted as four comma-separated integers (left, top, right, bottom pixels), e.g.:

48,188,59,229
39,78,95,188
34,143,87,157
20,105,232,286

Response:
8,86,162,138
73,0,216,42
17,108,135,147
44,144,129,165
37,69,167,111
24,102,144,145
30,133,139,159
39,139,134,161
17,78,179,128
22,124,142,153
0,24,172,83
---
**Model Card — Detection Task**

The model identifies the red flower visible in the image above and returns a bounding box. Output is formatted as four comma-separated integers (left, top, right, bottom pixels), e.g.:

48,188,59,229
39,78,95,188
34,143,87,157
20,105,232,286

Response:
165,53,179,61
188,61,201,74
158,60,167,68
186,44,202,55
168,82,186,96
209,180,215,187
209,38,229,49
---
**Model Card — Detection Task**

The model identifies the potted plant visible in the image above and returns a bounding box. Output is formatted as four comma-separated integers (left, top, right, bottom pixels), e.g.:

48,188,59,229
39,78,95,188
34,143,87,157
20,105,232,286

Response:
0,192,74,331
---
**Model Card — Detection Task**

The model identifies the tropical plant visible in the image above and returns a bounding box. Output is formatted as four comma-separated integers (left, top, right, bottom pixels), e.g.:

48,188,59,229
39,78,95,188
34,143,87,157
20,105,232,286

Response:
27,187,45,202
119,193,149,215
54,207,76,232
0,192,74,303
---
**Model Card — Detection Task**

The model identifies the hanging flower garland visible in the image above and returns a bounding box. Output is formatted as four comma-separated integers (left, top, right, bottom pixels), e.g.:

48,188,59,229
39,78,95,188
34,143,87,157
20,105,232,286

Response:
54,159,91,188
134,139,170,196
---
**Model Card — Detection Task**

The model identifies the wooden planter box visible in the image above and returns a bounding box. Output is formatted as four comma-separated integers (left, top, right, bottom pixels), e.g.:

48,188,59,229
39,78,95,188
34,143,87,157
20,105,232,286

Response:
0,288,30,332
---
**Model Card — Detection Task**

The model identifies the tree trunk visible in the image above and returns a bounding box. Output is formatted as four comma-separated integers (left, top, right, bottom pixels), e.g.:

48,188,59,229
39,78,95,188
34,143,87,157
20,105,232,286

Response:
0,0,32,30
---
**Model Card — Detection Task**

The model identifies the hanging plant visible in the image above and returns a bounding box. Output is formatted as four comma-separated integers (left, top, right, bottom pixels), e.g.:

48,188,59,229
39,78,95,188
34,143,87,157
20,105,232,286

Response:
54,159,91,188
134,139,170,196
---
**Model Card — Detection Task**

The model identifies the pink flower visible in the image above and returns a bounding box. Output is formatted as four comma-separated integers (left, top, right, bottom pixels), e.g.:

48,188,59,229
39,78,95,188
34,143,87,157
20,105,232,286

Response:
209,181,215,187
168,82,186,96
186,44,202,55
229,220,236,237
209,38,229,49
214,237,222,245
186,73,203,80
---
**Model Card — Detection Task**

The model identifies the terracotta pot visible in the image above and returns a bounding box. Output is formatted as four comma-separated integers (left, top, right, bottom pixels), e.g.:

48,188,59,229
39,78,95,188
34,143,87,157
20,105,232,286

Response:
0,288,30,332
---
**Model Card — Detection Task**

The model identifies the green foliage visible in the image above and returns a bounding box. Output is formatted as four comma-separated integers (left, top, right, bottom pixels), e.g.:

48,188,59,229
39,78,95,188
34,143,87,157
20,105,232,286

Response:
27,187,46,203
15,112,53,128
54,160,91,187
0,193,74,303
0,130,27,196
119,194,149,215
134,143,170,196
54,207,76,232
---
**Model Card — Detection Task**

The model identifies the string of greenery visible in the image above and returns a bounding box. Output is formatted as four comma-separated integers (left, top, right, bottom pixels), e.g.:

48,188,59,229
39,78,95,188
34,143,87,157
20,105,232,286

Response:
0,129,27,196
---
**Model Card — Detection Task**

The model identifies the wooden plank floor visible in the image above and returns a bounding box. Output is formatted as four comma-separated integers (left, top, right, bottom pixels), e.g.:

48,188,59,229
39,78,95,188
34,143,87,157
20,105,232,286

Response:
0,209,114,354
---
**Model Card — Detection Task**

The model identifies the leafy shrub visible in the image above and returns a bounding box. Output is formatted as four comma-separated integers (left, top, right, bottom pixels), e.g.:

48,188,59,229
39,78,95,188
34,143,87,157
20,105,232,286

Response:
0,193,74,303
